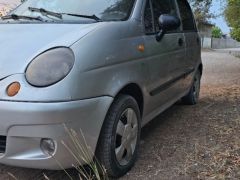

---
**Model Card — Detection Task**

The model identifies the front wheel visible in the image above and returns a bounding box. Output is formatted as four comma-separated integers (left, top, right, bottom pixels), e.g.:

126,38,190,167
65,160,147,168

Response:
182,70,201,105
96,95,141,178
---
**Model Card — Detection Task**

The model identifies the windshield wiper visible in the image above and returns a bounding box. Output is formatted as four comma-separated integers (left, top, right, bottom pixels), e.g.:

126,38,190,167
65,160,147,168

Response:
1,14,43,21
28,7,102,22
63,13,102,22
29,7,62,19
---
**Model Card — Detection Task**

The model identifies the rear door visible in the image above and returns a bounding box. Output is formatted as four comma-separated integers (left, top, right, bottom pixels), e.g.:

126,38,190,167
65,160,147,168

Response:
143,0,187,117
177,0,201,89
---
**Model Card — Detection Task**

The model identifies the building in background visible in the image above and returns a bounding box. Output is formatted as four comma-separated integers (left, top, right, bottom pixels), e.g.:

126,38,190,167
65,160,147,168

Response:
197,22,240,49
198,22,214,38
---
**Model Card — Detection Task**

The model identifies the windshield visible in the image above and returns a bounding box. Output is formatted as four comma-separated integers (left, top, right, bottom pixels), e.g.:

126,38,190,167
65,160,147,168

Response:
11,0,136,22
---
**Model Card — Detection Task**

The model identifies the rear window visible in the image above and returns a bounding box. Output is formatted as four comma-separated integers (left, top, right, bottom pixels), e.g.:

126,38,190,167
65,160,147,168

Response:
177,0,196,31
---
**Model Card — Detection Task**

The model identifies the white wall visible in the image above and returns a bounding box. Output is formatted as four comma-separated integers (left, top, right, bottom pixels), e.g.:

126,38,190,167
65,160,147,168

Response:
201,37,212,48
201,37,240,49
212,38,240,49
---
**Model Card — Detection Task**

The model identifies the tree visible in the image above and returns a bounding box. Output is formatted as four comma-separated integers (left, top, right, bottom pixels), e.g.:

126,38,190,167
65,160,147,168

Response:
225,0,240,41
225,0,240,28
212,26,223,38
188,0,214,24
230,28,240,41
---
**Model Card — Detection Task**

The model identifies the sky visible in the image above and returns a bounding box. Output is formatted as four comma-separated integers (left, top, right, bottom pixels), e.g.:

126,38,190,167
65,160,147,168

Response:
0,0,231,34
210,0,230,34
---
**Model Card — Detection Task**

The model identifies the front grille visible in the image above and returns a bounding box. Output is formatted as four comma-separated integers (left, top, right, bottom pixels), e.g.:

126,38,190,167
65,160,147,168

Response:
0,136,6,154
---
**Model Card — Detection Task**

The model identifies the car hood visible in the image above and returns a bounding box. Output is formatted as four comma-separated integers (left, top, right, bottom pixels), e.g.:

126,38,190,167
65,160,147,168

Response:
0,23,103,79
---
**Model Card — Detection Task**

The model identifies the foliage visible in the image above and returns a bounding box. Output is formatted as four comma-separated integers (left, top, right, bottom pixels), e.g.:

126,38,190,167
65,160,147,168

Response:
230,27,240,42
225,0,240,41
225,0,240,28
188,0,214,24
212,26,223,38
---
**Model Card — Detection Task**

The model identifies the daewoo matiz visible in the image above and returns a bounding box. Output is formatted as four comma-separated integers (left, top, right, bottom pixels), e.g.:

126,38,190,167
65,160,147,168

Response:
0,0,202,177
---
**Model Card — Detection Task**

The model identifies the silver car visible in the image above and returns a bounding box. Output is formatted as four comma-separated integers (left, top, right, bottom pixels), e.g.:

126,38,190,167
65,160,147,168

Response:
0,0,202,178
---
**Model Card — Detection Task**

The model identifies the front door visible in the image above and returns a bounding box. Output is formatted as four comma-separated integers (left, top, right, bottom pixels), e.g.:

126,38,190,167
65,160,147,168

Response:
143,0,186,118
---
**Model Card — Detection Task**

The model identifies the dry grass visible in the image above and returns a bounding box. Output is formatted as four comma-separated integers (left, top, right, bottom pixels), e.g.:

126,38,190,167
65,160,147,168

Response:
122,84,240,180
182,85,240,179
183,118,240,179
59,125,108,180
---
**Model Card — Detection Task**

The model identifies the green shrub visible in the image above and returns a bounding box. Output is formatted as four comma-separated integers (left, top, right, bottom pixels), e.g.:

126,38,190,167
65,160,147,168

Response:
212,26,223,38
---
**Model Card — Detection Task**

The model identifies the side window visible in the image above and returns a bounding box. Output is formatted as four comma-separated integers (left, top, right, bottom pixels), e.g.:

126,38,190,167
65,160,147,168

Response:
177,0,196,31
144,0,154,34
152,0,178,32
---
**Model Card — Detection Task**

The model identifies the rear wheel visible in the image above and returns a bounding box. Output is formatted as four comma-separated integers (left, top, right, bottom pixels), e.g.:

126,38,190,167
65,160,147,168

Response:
96,95,141,178
182,70,201,105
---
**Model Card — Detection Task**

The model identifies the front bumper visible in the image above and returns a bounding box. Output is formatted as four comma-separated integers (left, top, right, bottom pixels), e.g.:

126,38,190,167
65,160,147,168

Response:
0,96,113,169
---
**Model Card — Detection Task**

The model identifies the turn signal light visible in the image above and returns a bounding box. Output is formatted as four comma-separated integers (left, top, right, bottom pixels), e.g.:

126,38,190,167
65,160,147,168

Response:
138,44,145,52
7,82,21,97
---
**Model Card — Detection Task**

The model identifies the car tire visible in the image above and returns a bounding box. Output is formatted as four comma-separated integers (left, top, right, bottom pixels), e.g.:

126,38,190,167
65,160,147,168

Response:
182,70,201,105
96,94,141,178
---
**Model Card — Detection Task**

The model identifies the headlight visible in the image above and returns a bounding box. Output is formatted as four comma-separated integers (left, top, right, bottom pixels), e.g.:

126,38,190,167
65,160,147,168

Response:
26,48,75,87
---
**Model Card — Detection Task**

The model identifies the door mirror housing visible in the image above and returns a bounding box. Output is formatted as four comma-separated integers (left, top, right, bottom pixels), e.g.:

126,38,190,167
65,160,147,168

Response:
156,14,181,42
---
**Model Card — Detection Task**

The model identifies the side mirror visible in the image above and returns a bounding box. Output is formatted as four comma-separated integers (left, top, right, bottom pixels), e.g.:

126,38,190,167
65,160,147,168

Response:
156,14,181,42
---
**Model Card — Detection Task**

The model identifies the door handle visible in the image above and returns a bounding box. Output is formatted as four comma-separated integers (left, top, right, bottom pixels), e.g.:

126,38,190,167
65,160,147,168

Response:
178,38,184,46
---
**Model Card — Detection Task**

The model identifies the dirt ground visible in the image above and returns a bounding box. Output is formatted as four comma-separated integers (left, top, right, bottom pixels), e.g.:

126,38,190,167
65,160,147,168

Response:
0,50,240,180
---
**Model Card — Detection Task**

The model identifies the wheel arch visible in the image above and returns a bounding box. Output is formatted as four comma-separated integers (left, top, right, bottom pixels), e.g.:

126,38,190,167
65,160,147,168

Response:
115,83,144,117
